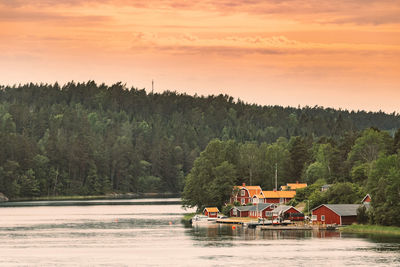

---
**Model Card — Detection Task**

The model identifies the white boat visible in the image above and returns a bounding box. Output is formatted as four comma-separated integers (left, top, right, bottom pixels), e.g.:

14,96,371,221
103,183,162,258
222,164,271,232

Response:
191,215,217,225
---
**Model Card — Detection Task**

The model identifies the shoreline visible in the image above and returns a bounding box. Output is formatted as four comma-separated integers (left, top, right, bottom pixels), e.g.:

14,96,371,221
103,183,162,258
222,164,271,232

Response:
7,192,181,202
340,224,400,236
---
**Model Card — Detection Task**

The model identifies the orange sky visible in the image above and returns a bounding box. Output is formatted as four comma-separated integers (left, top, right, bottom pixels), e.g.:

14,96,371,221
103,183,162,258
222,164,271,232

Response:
1,0,399,112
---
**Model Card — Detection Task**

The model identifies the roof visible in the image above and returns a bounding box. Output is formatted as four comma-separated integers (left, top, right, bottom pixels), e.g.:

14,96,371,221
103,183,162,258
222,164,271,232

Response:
321,184,332,189
234,185,263,197
361,194,371,203
262,190,296,199
232,205,254,212
312,204,360,216
252,194,265,199
281,183,307,191
231,203,275,212
203,207,219,213
249,203,275,211
272,205,301,214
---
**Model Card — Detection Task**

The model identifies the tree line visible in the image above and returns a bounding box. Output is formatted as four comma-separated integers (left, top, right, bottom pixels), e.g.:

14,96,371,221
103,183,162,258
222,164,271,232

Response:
0,81,399,202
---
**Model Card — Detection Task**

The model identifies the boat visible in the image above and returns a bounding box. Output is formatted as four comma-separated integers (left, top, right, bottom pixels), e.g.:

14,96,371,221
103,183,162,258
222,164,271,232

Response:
191,215,218,225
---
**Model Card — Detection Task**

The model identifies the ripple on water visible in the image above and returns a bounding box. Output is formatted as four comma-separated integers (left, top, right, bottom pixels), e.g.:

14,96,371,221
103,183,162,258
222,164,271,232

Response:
0,202,399,266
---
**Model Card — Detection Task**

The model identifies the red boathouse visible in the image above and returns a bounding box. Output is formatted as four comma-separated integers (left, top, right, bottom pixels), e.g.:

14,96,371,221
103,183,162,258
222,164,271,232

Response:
203,207,219,218
311,204,360,225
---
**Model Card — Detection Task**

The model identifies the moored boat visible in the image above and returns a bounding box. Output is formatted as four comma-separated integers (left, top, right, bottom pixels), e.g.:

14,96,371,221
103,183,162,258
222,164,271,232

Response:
191,215,218,225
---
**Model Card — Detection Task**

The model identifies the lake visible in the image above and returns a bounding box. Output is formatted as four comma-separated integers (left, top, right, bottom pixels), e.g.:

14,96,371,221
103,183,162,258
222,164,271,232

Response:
0,199,399,266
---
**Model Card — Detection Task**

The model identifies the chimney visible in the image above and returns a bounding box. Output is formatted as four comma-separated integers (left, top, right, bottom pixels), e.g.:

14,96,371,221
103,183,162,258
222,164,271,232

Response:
242,183,246,187
273,189,277,192
296,181,299,184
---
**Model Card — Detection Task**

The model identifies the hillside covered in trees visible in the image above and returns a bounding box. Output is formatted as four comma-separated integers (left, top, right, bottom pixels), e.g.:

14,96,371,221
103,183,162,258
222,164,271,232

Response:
0,81,399,201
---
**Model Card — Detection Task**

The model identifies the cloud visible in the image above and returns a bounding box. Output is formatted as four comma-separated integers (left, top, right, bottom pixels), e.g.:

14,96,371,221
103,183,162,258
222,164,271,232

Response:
2,0,400,26
128,34,400,58
0,8,112,25
325,13,400,25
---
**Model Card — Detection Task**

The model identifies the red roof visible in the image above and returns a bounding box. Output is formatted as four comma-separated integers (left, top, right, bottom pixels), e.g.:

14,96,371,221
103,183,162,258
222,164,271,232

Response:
234,184,263,197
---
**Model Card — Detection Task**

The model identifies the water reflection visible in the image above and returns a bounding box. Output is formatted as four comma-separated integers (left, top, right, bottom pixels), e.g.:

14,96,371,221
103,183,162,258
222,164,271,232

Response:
0,201,399,266
190,224,343,241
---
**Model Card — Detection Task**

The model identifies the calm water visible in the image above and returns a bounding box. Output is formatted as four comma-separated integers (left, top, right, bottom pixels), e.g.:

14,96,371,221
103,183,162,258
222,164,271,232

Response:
0,199,399,266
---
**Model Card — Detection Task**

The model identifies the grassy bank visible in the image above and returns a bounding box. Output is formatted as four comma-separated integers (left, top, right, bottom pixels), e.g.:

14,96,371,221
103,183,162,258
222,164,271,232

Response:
181,213,197,226
341,224,400,236
182,213,196,221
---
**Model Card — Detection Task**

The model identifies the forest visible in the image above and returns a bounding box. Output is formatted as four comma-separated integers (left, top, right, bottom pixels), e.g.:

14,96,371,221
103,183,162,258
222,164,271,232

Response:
0,81,399,214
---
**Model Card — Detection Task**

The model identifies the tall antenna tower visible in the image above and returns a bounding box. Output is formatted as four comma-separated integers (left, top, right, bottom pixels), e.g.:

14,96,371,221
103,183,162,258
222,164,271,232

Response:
151,80,154,94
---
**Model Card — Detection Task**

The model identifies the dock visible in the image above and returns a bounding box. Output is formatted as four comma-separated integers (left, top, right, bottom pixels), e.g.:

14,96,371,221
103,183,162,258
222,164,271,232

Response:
216,218,257,225
260,225,313,230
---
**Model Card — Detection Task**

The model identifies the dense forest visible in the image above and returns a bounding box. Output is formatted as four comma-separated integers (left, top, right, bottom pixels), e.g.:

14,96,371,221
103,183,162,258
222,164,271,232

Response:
0,82,399,205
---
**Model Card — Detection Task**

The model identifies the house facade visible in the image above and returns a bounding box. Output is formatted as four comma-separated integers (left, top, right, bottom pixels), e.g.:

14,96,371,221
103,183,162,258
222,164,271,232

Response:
262,190,296,204
248,203,277,218
230,203,277,218
230,205,252,217
311,204,360,225
203,207,219,218
272,205,304,221
231,183,263,205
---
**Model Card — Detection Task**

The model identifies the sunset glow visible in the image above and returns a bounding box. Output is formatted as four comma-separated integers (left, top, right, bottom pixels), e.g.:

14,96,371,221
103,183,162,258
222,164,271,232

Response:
1,0,399,112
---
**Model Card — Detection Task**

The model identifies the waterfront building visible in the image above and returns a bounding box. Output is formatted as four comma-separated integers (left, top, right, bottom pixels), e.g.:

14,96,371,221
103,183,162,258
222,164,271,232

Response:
231,183,263,205
311,204,360,225
203,207,219,218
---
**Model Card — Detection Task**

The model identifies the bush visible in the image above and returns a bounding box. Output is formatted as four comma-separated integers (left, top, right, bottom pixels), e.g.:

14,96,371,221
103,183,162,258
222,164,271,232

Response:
222,204,233,216
357,205,369,224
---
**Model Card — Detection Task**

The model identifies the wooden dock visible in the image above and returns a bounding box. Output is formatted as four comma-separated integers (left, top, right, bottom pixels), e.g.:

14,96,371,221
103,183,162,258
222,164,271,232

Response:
215,218,338,231
260,225,313,230
216,218,257,225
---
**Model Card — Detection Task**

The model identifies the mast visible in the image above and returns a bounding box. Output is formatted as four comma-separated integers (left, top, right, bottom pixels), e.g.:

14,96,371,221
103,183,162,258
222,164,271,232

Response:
275,163,278,190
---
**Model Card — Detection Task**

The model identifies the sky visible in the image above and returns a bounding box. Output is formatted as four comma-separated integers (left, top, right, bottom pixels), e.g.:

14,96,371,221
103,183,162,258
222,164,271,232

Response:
0,0,399,112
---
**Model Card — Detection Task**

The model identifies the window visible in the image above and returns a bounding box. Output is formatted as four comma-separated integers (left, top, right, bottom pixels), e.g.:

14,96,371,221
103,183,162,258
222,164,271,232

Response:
321,215,325,222
241,190,245,196
311,215,317,221
233,209,237,216
241,198,245,204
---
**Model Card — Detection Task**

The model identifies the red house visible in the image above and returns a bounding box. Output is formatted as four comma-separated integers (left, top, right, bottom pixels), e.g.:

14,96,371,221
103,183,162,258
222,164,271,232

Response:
272,205,304,221
230,205,252,217
311,204,360,225
230,203,276,218
248,203,277,218
262,190,296,204
361,194,371,204
231,183,263,205
203,207,219,218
